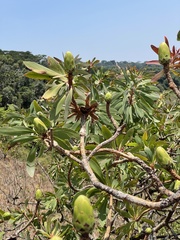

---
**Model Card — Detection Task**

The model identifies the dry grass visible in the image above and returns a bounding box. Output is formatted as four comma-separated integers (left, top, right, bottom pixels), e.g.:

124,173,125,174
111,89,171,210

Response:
0,148,53,239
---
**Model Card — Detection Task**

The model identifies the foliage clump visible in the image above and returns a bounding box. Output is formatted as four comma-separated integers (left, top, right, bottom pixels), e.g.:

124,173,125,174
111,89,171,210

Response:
0,34,180,239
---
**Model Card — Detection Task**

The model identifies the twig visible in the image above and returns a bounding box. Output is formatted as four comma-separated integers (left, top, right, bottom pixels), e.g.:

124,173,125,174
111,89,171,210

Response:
153,202,179,233
67,162,78,192
52,140,82,164
87,124,126,161
37,161,54,187
106,102,118,129
103,194,113,240
168,169,180,181
6,200,40,239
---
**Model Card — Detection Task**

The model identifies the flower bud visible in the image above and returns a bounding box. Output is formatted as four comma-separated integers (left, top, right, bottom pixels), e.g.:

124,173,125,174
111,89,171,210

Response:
64,51,75,73
145,227,152,234
35,189,43,201
155,146,174,169
73,195,95,234
105,92,112,103
158,42,170,65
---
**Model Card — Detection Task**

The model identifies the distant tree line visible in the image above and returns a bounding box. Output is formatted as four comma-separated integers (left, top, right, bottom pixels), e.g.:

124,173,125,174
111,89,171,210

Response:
0,50,179,109
0,50,46,109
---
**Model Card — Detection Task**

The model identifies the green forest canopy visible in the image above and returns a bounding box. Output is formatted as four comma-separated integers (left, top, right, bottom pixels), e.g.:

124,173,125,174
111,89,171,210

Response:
0,49,179,109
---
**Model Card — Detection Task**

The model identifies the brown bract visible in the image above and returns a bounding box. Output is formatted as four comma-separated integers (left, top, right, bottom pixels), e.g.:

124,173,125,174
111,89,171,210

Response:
69,93,98,122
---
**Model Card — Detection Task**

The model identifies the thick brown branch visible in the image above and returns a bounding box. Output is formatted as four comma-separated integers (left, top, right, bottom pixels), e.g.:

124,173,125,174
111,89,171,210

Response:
96,148,173,196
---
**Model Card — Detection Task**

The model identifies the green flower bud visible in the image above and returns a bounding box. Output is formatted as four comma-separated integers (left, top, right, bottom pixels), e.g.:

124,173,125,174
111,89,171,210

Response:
64,51,75,73
145,227,152,234
35,189,43,201
73,195,95,234
158,42,170,65
105,92,112,103
155,146,174,169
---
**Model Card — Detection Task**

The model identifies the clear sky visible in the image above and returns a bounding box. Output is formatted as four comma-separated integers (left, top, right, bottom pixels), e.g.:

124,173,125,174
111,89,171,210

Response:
1,0,179,62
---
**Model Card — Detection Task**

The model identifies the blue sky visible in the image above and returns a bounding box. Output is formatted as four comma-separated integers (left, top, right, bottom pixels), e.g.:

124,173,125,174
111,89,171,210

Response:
1,0,179,62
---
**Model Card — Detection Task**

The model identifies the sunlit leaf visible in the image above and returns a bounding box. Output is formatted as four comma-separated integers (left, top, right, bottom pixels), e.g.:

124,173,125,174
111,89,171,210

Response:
42,83,65,99
25,71,51,80
47,56,65,74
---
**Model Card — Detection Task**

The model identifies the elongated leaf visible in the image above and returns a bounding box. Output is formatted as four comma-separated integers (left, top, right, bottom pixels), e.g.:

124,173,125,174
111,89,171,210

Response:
9,135,38,146
47,56,65,74
42,83,65,99
53,136,71,150
90,158,105,183
101,125,112,140
26,146,37,177
30,100,43,113
53,127,79,139
24,61,67,82
25,71,51,80
141,217,155,226
55,95,66,116
64,88,73,120
120,127,134,147
0,126,34,136
49,95,66,121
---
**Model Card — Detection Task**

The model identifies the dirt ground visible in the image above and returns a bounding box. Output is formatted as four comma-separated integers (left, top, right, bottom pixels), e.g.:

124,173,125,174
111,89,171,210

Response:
0,149,53,239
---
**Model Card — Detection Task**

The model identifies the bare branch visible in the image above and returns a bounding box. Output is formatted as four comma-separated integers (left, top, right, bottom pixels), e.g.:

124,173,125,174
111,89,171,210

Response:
106,101,119,129
103,195,113,240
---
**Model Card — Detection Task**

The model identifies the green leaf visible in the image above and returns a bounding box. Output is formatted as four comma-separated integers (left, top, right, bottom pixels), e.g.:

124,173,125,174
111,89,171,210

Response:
50,95,66,121
0,126,34,136
47,56,65,74
24,61,65,79
142,131,148,142
30,100,43,113
26,146,37,177
133,102,144,118
53,136,72,150
9,135,38,146
64,88,73,120
101,125,112,140
53,127,79,140
42,83,65,99
97,196,108,224
25,71,51,80
141,217,155,226
90,158,105,183
120,127,134,147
